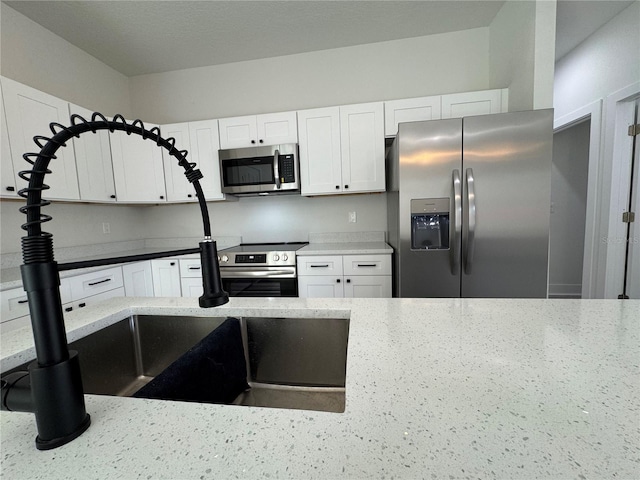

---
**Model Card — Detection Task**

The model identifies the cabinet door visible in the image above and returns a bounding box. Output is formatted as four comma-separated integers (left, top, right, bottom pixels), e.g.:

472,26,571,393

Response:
151,259,181,297
1,84,19,198
298,276,344,298
70,104,116,202
110,120,166,203
218,115,258,149
257,111,298,146
441,89,503,119
340,102,385,193
1,77,80,200
188,119,224,201
343,276,392,298
384,95,441,136
122,261,154,297
181,277,203,298
161,122,195,202
297,107,343,196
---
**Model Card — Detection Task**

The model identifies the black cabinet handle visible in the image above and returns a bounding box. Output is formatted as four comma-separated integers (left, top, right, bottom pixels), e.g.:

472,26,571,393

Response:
188,266,201,270
110,194,116,199
251,140,256,144
344,185,349,189
346,279,351,283
187,194,193,198
78,303,86,308
357,264,377,267
88,278,111,286
310,264,329,268
259,139,264,144
335,185,340,190
160,195,165,199
17,299,28,304
336,279,341,283
170,262,176,266
6,186,15,192
65,307,73,312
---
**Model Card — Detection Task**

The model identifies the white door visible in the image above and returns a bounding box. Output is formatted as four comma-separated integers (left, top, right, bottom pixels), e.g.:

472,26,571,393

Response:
441,89,503,119
122,261,155,297
1,77,80,200
181,277,204,298
297,107,342,195
218,115,258,149
151,259,182,297
340,102,385,193
1,83,18,197
384,95,441,136
70,104,116,202
161,122,194,202
188,119,224,201
344,276,392,298
298,276,344,298
110,120,166,203
257,111,298,145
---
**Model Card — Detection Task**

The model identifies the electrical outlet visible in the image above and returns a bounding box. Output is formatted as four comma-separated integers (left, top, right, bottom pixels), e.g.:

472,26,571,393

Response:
102,222,111,234
348,211,357,223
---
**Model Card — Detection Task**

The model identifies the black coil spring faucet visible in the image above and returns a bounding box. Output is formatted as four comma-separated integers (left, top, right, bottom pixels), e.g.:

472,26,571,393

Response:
0,113,229,450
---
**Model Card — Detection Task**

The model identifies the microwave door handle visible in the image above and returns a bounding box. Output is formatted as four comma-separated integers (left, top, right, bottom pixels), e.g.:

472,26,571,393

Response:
273,149,281,189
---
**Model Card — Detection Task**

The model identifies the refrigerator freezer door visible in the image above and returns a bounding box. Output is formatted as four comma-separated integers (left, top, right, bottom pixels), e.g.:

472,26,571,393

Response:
461,110,553,297
397,119,462,297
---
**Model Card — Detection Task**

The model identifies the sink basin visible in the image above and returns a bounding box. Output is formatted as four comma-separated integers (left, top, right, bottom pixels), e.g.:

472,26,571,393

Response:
9,315,349,413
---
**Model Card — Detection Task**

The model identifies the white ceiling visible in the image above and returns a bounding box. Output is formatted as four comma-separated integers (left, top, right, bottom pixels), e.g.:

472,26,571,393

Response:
3,0,636,77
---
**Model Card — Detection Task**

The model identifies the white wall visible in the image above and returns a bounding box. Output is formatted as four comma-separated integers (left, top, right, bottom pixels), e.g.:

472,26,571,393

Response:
0,200,147,255
554,1,640,119
140,194,388,243
553,1,640,297
549,120,590,297
489,0,556,111
0,3,132,117
129,28,491,124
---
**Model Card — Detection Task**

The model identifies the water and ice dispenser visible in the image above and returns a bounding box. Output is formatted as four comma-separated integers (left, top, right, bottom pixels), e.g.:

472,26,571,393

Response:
410,198,450,250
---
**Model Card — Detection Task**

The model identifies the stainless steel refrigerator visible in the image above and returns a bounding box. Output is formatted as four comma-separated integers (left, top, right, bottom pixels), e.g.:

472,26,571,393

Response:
386,109,553,298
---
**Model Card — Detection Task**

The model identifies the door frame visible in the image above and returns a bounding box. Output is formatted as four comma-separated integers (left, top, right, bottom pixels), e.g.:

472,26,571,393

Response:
603,81,640,298
554,100,602,298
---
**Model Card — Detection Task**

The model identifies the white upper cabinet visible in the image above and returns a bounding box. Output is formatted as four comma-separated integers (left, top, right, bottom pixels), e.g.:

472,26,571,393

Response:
1,83,18,198
384,95,441,137
69,104,116,202
218,111,297,149
110,119,166,203
161,119,224,202
441,89,506,119
1,76,80,200
187,119,224,201
298,102,385,196
339,102,385,194
297,107,342,195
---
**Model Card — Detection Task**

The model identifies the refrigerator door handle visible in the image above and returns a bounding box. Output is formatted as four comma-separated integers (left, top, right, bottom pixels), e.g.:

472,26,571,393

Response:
450,169,462,274
464,168,476,274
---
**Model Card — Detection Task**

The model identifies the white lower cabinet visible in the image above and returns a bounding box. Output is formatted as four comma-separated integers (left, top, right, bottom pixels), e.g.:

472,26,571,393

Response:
297,254,391,298
150,259,182,297
181,277,204,298
122,261,155,297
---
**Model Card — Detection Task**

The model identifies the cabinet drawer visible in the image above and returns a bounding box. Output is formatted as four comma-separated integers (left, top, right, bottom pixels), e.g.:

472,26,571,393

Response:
1,279,72,322
343,255,391,276
68,267,124,301
0,315,31,335
179,258,203,278
63,287,125,314
297,256,343,276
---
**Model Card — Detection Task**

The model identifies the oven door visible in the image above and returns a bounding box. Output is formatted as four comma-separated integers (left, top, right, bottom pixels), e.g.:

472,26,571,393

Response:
220,267,298,297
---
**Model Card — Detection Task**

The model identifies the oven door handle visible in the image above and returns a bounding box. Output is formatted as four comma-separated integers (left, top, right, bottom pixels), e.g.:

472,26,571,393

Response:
273,149,281,189
220,267,296,278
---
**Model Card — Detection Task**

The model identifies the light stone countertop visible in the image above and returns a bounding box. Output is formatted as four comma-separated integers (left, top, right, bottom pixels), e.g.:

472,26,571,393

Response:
298,241,392,256
1,297,638,479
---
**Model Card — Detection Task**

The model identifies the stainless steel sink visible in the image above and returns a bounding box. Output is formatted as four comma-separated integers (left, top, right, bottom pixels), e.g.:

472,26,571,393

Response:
11,315,349,413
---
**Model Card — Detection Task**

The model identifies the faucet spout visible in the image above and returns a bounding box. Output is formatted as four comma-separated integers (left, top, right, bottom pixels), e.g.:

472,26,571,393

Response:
1,112,229,450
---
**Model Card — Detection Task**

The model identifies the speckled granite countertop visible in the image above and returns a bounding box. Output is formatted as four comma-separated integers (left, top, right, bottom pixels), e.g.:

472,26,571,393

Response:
298,241,392,256
1,297,639,479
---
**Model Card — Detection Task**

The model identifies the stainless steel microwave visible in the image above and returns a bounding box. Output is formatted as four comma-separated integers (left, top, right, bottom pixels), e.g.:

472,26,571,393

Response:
219,143,300,195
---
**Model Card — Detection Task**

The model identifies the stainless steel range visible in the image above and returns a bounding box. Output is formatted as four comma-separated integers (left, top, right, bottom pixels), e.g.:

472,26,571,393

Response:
218,242,308,297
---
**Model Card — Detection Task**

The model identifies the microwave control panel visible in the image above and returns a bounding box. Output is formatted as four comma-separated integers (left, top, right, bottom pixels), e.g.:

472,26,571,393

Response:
279,155,296,183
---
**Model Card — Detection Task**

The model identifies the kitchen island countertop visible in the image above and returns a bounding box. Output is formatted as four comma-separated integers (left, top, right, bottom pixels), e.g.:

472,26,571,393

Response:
1,296,638,479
